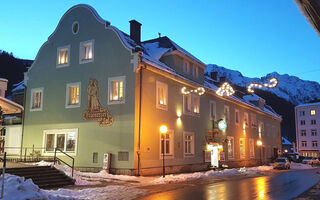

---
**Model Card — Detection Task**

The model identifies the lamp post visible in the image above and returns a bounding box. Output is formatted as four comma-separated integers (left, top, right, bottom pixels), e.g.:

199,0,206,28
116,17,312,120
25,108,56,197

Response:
257,140,263,165
160,125,168,178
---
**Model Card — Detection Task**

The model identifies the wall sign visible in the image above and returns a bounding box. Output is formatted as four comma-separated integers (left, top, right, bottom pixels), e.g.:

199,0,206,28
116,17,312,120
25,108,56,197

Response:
83,79,114,126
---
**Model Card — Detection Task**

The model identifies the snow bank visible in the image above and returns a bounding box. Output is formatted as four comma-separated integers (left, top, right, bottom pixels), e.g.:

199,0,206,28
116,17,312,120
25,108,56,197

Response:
290,163,314,170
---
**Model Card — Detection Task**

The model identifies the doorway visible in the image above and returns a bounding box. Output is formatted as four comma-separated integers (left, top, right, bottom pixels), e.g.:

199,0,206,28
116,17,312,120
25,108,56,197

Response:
211,146,219,167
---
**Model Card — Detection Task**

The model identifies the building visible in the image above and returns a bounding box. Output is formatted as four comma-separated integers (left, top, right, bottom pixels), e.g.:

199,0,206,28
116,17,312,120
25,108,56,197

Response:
22,4,282,175
281,137,293,154
295,102,320,157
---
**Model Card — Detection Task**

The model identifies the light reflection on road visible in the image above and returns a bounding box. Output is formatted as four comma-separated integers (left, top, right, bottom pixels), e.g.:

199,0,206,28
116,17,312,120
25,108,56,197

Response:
139,169,319,200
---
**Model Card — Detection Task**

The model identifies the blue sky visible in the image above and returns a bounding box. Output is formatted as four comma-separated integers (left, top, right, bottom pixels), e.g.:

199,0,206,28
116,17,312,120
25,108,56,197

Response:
1,0,320,83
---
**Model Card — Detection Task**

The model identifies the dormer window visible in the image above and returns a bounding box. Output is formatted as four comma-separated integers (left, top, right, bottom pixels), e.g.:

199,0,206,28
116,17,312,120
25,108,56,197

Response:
192,66,199,78
57,45,70,67
80,40,94,64
183,61,190,74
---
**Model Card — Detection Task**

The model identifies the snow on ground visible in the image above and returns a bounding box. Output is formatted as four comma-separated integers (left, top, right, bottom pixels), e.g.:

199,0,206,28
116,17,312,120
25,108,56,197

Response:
290,162,314,170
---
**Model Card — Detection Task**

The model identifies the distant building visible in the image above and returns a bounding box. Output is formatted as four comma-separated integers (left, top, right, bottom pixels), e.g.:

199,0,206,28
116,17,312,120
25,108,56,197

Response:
295,102,320,157
281,137,293,153
22,4,282,175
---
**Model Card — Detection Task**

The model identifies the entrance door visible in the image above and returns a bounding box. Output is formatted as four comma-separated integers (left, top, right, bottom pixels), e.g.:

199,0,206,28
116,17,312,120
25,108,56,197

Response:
211,146,219,167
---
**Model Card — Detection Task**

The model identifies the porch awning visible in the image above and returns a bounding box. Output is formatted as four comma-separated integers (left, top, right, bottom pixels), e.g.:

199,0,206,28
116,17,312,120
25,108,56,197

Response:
0,96,24,115
295,0,320,36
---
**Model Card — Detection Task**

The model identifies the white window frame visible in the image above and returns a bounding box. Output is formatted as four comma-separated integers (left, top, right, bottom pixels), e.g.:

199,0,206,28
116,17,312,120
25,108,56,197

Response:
251,113,257,128
311,119,317,125
183,61,190,74
224,105,230,122
183,94,200,116
42,128,78,156
311,129,317,136
209,100,216,120
30,87,44,112
227,136,234,159
239,138,246,159
65,82,81,108
79,40,94,64
193,95,200,114
312,141,318,147
183,132,195,157
302,141,307,147
301,130,306,136
300,110,305,116
159,129,174,159
249,138,255,158
108,76,126,105
235,109,240,125
156,81,168,111
56,45,70,68
244,112,249,126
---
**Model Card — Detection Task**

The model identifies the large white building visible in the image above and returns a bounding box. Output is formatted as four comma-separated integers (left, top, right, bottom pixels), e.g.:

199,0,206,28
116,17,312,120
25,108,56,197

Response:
295,102,320,157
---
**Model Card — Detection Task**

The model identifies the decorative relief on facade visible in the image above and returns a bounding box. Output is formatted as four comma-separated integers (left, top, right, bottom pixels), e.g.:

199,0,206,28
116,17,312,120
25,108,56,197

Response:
83,79,114,126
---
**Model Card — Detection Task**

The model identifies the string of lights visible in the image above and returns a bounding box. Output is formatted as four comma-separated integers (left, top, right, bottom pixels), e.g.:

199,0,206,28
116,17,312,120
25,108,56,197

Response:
181,86,205,96
216,82,235,97
247,78,278,93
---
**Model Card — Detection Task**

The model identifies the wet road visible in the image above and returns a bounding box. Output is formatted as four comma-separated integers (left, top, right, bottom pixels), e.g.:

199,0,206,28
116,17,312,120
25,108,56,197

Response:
139,169,319,200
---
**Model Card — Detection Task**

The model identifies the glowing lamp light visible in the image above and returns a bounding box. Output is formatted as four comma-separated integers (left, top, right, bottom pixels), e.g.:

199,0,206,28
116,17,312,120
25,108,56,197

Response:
218,145,223,150
284,149,288,153
181,86,205,96
160,125,168,134
257,140,263,146
216,82,235,97
247,78,278,93
218,120,227,131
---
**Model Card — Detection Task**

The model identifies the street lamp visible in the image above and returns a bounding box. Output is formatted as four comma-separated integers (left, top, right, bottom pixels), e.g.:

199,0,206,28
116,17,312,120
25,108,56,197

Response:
160,125,168,178
257,140,263,165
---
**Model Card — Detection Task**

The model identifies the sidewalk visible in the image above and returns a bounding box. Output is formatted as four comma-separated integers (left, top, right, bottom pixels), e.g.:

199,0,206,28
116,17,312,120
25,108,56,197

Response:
294,171,320,200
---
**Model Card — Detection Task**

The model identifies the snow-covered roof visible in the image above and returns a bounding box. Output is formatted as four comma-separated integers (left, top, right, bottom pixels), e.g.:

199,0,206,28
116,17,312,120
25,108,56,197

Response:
296,102,320,108
11,81,25,93
0,78,8,82
282,137,292,145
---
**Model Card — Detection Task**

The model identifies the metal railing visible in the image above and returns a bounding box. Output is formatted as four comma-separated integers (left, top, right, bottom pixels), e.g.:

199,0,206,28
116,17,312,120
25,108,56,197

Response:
54,148,74,177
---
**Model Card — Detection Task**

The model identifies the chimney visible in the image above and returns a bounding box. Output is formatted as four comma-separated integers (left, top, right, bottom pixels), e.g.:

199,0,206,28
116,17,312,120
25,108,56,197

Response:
129,20,142,44
220,76,226,83
0,78,8,98
210,72,218,81
258,98,265,110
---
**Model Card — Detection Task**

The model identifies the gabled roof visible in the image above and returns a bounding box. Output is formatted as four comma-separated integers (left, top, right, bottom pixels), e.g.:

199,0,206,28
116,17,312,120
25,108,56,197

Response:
282,137,292,145
296,101,320,107
0,96,23,114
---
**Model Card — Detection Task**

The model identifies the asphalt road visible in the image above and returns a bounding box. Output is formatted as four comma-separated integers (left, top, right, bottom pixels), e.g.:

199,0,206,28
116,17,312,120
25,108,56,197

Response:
138,169,319,200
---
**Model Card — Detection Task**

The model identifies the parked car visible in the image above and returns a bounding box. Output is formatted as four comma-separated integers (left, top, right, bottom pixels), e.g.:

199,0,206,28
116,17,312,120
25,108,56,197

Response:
287,153,301,162
301,157,319,165
273,157,291,169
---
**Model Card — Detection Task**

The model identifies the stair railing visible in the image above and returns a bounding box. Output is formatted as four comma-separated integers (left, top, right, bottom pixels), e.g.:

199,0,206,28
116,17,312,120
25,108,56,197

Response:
53,148,74,177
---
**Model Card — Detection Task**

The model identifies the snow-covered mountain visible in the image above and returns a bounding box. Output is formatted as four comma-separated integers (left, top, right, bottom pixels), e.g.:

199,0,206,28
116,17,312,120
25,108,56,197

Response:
206,64,320,105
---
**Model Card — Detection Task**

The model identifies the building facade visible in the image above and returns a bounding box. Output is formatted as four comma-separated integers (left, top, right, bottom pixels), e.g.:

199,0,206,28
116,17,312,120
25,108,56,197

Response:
22,4,282,175
295,102,320,157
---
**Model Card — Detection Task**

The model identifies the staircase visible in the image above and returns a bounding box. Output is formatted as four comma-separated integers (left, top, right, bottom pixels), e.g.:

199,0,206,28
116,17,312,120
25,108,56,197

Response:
5,166,75,189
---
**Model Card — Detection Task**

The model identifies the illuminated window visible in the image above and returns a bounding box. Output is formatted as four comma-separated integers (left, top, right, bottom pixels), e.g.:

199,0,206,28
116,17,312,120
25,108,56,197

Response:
80,40,94,63
251,113,257,127
301,130,306,136
184,132,194,156
108,76,125,104
156,81,168,110
57,46,70,67
235,109,240,124
183,61,190,74
227,136,234,159
301,141,307,147
244,112,249,126
66,82,81,108
249,139,255,158
311,110,316,116
30,88,43,111
43,129,77,153
311,130,317,136
183,94,200,115
239,138,246,159
160,130,174,157
224,105,230,122
209,101,216,120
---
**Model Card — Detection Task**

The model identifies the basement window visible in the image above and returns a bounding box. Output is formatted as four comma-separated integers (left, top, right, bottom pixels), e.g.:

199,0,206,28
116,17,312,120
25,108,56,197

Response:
93,152,98,163
118,152,129,161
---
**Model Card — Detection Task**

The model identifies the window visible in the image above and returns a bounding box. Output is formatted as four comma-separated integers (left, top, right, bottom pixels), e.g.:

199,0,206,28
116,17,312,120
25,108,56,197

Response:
183,61,190,74
300,110,305,116
183,132,194,157
301,130,306,136
183,94,200,115
311,120,317,125
108,76,125,104
192,66,199,78
160,130,174,157
311,130,317,136
227,136,234,159
66,82,80,108
301,141,307,147
72,21,79,34
244,112,249,126
258,121,264,137
239,138,246,159
251,113,257,127
301,120,305,125
235,109,240,125
30,88,43,111
311,110,316,116
224,105,230,122
57,45,70,67
209,101,216,120
80,40,94,63
43,129,77,154
93,152,98,163
118,152,129,161
249,139,255,158
312,141,318,147
156,81,168,110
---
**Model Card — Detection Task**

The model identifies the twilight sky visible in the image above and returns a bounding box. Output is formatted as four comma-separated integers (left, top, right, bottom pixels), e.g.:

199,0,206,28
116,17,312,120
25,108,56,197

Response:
1,0,320,83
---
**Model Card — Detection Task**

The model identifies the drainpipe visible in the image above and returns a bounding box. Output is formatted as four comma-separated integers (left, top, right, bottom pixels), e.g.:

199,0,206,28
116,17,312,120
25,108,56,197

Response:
137,54,144,176
20,86,27,160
